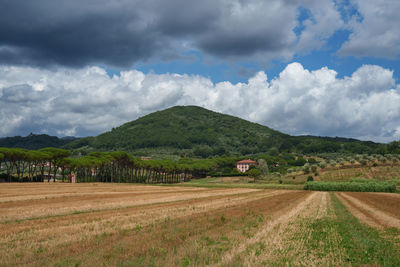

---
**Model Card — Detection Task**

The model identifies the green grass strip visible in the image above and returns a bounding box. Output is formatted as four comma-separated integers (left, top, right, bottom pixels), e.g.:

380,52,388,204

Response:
331,193,400,266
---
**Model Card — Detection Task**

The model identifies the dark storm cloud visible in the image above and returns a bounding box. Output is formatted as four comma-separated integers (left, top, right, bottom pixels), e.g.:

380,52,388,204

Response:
0,1,170,67
199,33,284,57
0,0,304,68
1,84,43,103
154,0,219,36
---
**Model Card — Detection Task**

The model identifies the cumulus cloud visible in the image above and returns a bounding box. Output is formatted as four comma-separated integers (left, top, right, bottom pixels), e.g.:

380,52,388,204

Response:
0,0,345,67
339,0,400,58
296,0,344,53
1,63,399,142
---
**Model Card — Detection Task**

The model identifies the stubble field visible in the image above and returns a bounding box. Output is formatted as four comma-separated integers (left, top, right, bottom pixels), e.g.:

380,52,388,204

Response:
0,183,399,266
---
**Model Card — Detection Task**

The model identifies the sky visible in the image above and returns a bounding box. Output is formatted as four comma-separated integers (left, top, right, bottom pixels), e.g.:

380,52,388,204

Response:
0,0,400,143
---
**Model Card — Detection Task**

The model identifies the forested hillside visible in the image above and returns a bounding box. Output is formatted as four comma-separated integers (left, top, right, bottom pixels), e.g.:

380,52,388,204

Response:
66,106,287,156
65,106,395,157
0,134,78,150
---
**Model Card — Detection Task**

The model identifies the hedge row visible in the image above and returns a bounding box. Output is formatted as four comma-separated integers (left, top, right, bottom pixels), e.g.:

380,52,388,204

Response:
304,180,396,192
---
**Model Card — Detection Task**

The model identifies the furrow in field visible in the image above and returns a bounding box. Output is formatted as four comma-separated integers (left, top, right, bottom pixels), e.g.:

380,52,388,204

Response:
336,192,400,229
0,184,208,202
62,190,311,267
0,187,260,222
221,192,349,266
216,191,319,266
0,189,288,265
341,192,400,219
265,192,346,266
2,187,394,267
0,188,209,203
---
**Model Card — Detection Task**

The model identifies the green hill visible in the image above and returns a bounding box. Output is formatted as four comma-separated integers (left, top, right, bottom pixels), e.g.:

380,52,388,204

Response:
66,106,287,156
65,106,391,157
0,134,78,150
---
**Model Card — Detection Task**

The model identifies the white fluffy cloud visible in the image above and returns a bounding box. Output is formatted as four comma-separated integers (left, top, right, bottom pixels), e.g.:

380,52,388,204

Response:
339,0,400,58
296,0,344,53
1,63,399,142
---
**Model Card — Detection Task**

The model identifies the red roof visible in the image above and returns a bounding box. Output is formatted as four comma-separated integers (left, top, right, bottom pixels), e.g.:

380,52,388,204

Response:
237,159,257,164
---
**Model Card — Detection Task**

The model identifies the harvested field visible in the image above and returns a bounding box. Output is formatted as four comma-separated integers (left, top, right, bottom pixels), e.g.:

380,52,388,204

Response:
0,183,399,266
0,183,260,222
336,192,400,229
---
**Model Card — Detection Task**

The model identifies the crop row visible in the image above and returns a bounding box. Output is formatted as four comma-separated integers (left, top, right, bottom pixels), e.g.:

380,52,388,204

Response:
304,180,396,192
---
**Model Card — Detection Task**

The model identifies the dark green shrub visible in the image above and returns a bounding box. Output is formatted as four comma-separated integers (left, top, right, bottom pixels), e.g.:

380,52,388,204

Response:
307,175,314,182
247,168,262,179
311,165,317,173
295,157,307,166
303,166,310,174
308,158,318,164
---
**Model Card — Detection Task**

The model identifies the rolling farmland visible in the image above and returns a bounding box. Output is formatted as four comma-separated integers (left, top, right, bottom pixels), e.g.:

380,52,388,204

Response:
0,184,399,266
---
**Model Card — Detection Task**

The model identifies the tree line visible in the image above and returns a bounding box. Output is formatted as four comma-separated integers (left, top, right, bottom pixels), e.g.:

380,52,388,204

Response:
0,147,217,183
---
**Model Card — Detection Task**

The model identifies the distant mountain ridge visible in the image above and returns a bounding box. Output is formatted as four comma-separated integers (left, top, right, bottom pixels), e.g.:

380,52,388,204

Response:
0,133,79,150
65,106,387,156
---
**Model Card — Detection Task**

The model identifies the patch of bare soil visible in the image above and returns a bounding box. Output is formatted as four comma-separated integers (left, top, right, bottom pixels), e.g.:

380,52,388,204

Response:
336,192,400,229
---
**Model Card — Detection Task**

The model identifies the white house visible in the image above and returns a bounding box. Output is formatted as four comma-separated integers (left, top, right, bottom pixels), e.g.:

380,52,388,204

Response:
236,159,257,173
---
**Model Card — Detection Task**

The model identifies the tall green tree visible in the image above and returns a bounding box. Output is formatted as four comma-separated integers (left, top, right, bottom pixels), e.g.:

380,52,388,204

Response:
0,148,28,181
39,148,71,182
0,152,4,175
257,159,268,174
247,168,261,180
